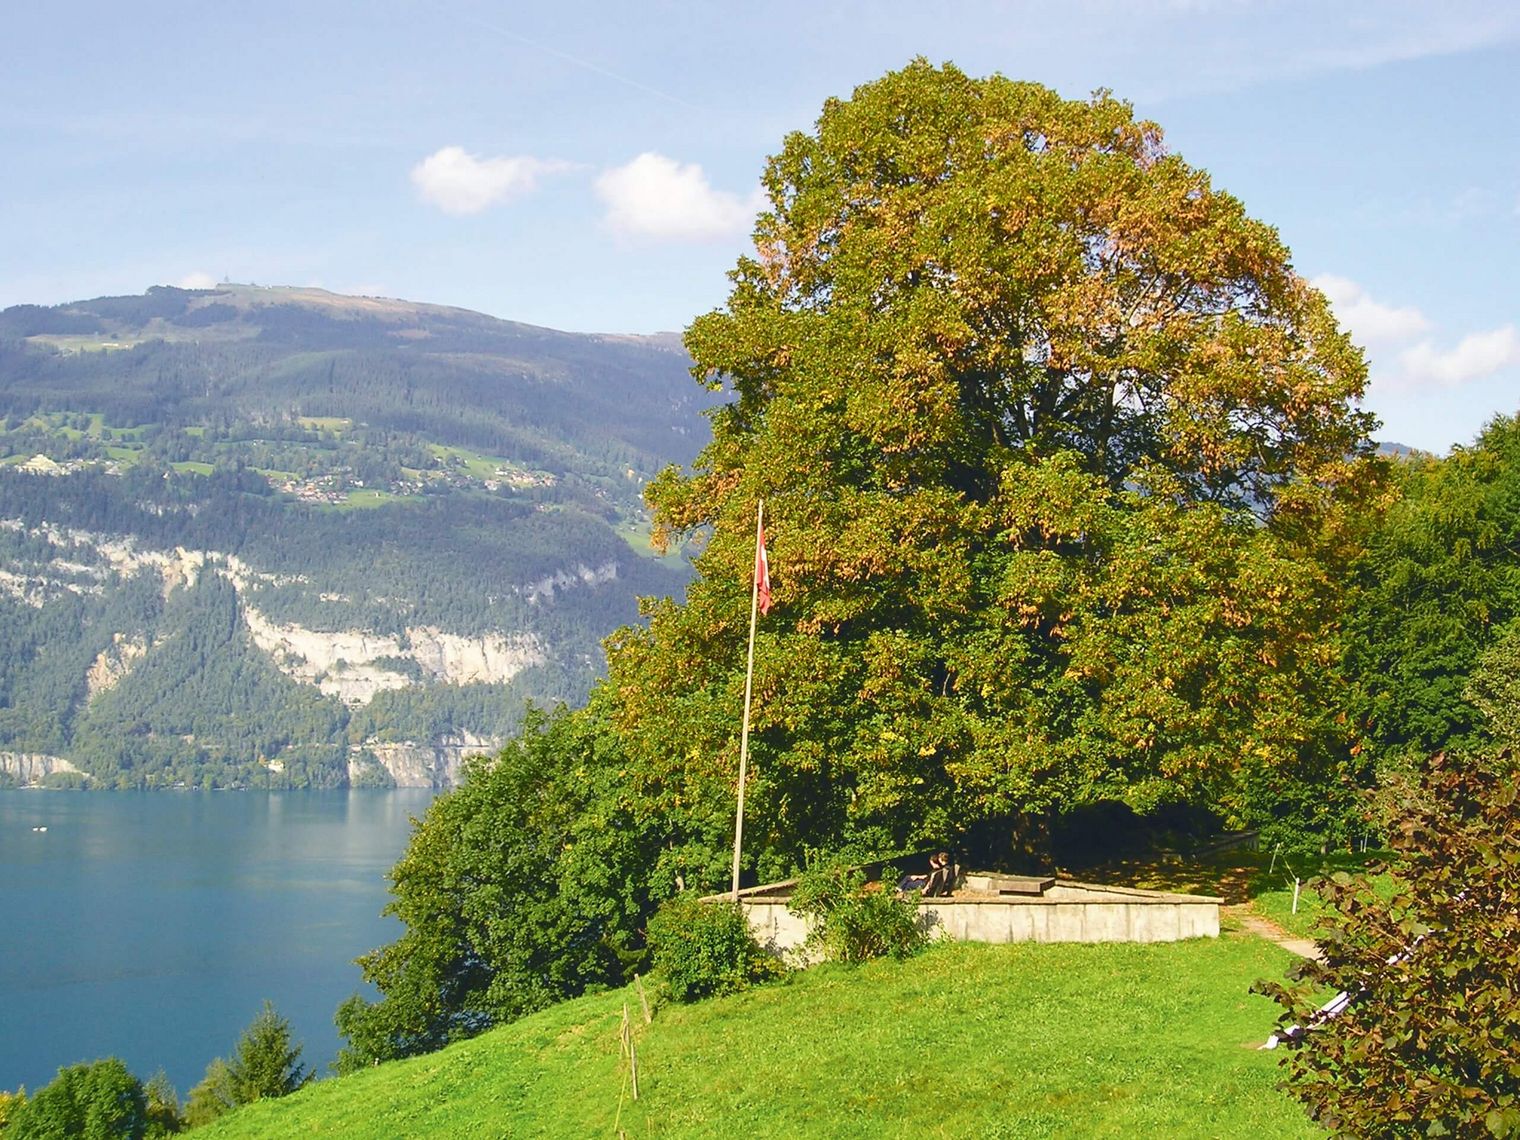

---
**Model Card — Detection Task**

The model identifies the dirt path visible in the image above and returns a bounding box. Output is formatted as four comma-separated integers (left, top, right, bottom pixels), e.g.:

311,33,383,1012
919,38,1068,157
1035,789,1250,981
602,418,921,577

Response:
1228,906,1322,960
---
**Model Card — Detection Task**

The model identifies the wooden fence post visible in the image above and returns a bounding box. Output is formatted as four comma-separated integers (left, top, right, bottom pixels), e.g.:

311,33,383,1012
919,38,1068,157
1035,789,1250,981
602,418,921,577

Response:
635,974,652,1025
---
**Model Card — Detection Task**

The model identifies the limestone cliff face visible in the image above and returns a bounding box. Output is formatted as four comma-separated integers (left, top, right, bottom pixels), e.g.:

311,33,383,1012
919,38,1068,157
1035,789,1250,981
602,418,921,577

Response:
520,561,618,604
349,731,499,788
1,522,563,775
3,524,554,709
0,752,82,784
85,634,149,698
242,609,546,705
242,608,413,703
82,534,209,598
0,521,263,605
405,626,544,685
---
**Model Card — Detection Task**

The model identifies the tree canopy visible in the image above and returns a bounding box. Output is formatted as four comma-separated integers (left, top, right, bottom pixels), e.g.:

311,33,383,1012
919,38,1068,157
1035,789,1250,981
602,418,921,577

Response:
615,60,1378,864
334,702,667,1069
1345,416,1520,764
7,1058,148,1140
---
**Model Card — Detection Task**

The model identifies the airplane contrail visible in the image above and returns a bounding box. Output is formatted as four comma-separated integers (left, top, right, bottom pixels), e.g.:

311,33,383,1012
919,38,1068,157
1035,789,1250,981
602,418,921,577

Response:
464,17,702,112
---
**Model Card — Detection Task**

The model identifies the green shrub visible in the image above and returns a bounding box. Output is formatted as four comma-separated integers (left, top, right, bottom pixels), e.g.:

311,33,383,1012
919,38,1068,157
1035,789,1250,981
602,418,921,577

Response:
183,1060,234,1128
39,770,88,791
141,1071,181,1137
0,1089,27,1131
646,894,782,1002
788,860,927,964
9,1058,146,1139
1257,751,1520,1137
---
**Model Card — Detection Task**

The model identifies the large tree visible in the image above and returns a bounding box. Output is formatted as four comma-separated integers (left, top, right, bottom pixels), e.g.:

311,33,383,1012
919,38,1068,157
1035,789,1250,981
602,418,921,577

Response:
611,61,1378,867
334,701,672,1068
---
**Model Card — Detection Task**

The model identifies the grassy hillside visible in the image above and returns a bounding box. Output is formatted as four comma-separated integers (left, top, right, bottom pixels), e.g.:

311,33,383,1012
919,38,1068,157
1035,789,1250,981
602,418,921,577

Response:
202,935,1318,1139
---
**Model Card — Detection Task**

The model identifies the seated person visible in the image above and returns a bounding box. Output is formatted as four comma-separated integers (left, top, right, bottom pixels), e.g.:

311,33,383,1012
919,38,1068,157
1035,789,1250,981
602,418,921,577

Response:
897,868,930,893
901,851,957,897
922,851,956,897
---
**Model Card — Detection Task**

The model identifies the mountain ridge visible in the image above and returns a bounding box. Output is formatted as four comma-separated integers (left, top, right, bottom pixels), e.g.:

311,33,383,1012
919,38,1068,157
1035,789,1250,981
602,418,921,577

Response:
0,285,712,789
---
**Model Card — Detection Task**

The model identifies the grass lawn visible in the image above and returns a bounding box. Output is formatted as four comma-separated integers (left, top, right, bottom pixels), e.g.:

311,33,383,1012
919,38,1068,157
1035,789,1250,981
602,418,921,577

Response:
203,936,1316,1139
614,516,689,565
27,335,143,353
1246,850,1394,941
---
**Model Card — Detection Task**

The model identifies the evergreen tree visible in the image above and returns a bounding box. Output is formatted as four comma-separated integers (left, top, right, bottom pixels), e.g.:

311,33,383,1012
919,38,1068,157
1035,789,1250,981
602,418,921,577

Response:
226,1001,311,1103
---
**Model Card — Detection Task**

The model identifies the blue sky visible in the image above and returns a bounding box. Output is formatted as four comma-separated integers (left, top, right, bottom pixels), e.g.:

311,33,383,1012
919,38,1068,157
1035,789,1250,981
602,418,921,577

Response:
2,1,1516,452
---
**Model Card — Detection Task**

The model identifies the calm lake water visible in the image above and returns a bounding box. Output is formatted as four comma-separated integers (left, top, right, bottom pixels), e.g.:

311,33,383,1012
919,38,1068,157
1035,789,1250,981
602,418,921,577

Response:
0,789,436,1098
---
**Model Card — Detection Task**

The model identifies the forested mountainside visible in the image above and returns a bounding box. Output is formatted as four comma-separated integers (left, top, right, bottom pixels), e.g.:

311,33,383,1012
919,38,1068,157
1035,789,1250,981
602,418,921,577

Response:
0,285,710,789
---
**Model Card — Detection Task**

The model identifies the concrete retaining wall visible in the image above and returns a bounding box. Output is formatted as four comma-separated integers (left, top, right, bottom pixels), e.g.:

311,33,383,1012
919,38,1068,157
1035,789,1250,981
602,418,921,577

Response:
739,878,1220,953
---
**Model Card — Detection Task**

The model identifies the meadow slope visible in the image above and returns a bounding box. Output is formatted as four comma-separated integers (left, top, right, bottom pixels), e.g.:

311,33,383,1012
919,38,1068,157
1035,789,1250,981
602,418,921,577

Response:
204,933,1320,1139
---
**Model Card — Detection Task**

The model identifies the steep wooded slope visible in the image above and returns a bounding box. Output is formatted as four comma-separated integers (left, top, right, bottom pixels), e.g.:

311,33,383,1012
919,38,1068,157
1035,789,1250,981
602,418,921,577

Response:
0,285,710,788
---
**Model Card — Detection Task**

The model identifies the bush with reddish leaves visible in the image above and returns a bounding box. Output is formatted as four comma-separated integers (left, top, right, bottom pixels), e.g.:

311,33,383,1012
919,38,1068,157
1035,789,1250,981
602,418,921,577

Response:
1258,752,1520,1138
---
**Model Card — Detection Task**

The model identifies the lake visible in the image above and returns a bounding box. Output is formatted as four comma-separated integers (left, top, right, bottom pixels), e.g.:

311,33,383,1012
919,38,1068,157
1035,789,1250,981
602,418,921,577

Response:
0,789,436,1098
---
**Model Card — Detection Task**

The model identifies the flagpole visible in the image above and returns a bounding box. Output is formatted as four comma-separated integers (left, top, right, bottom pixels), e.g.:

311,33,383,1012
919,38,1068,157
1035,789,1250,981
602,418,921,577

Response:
731,499,763,900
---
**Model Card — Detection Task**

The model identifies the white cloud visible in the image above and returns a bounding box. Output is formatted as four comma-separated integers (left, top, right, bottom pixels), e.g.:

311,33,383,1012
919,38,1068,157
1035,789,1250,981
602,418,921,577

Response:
1315,273,1520,391
177,271,217,290
595,153,764,242
1400,326,1520,388
1312,274,1430,347
411,147,572,216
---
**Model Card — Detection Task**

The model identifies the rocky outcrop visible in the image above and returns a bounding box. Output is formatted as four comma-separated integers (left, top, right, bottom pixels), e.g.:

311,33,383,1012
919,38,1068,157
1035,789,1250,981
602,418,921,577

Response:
85,634,148,698
348,732,500,788
1,517,553,708
0,752,82,785
243,608,413,704
88,536,208,597
520,561,618,604
406,626,543,685
242,609,546,705
0,521,303,603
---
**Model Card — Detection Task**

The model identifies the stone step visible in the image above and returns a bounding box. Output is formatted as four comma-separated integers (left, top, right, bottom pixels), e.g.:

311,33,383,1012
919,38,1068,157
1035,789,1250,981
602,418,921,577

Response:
963,873,1056,896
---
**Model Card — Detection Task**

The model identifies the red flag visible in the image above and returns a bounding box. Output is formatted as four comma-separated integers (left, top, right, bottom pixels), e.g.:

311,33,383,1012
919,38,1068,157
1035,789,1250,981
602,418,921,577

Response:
755,526,772,615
